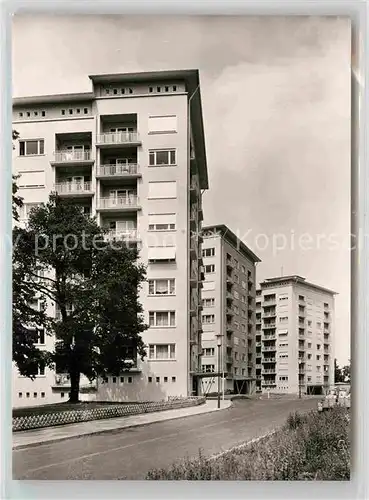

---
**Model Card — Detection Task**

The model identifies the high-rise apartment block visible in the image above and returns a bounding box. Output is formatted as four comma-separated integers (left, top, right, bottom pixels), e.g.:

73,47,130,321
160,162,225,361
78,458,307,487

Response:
255,276,335,395
200,225,260,395
12,70,208,406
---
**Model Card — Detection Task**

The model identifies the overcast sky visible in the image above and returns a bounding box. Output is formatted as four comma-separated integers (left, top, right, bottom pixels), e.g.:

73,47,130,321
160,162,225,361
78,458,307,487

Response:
12,15,351,365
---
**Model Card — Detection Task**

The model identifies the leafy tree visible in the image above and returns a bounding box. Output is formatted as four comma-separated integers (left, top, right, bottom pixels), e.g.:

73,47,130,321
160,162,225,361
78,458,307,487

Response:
12,130,23,221
14,194,147,402
334,358,344,383
342,360,350,383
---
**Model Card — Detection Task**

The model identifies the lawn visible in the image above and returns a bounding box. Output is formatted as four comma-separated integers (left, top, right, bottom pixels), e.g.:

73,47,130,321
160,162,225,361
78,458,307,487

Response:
146,407,350,480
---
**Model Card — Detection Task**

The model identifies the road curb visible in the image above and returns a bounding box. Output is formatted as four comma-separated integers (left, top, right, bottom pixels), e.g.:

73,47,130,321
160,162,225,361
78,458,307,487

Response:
209,429,278,461
13,401,233,451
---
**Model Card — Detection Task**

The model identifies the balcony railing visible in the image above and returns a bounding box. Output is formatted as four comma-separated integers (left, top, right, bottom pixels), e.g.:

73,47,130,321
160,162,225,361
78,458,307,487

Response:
105,230,139,242
262,369,276,374
262,346,277,352
96,131,140,145
262,322,276,328
54,181,92,195
262,357,276,363
263,311,276,318
97,196,139,210
97,163,139,177
53,150,92,163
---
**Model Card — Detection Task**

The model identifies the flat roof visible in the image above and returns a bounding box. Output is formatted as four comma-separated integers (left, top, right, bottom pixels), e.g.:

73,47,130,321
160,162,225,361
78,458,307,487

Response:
12,69,208,190
203,224,261,263
260,275,337,295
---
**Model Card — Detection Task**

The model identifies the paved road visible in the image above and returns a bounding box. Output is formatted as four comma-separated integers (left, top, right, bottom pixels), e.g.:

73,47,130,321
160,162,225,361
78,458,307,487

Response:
13,397,318,480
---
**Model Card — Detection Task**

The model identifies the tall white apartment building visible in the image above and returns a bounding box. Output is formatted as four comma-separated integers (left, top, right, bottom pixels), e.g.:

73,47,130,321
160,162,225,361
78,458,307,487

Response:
12,70,208,407
199,225,260,396
255,276,335,395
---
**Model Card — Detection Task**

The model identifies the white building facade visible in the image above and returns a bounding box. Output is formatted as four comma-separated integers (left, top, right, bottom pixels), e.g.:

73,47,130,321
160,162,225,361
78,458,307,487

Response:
12,70,208,407
199,225,260,396
255,276,336,395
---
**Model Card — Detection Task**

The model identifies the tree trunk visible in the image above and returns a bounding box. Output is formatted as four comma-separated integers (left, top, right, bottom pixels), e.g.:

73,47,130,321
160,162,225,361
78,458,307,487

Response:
69,369,81,403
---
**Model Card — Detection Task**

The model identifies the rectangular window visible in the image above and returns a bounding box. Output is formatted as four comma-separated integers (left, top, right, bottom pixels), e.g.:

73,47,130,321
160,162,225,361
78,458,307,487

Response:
148,181,176,199
202,248,215,257
279,316,288,323
203,281,215,291
35,328,45,345
202,314,215,324
148,344,176,360
202,364,215,373
149,149,176,166
148,213,176,231
148,279,175,296
148,115,177,134
202,348,215,357
19,139,44,156
28,360,45,377
205,264,215,274
18,171,45,188
149,311,176,327
202,298,215,308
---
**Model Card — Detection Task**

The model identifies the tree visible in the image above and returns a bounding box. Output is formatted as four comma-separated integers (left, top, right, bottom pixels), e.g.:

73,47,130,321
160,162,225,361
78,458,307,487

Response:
13,194,148,402
342,360,351,383
334,358,344,383
12,130,23,221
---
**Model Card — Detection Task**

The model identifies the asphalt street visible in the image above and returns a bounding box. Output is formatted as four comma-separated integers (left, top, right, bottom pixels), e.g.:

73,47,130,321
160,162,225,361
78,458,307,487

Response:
13,397,318,480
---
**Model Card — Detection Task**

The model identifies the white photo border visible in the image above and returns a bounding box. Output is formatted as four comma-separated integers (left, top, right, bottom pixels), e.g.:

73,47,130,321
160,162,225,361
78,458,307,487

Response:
1,0,367,499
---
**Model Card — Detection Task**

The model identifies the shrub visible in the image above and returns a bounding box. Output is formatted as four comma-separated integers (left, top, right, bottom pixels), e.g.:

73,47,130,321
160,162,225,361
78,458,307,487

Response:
146,407,350,481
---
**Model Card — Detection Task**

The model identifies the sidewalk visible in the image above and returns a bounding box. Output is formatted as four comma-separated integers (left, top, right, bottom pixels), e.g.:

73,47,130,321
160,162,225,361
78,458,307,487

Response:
13,399,232,450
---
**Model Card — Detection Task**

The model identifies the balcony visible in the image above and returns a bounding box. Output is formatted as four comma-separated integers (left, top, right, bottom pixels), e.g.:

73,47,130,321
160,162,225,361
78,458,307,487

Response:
105,230,140,243
226,324,234,333
262,357,276,363
263,334,276,341
262,322,276,329
226,308,234,317
190,177,199,201
96,131,141,147
263,311,276,318
226,292,234,302
262,380,277,386
96,163,141,180
226,356,233,364
51,150,94,167
263,298,276,306
262,346,277,352
97,196,140,212
54,181,93,198
262,368,276,374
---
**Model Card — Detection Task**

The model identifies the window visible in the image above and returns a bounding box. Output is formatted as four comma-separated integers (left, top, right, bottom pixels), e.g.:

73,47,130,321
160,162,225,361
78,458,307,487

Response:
148,115,177,134
279,376,288,381
148,181,176,199
307,320,312,326
148,213,176,231
149,87,153,93
149,344,176,360
61,392,65,398
164,376,168,382
316,355,321,360
279,342,288,348
299,295,305,301
128,377,132,383
203,281,215,291
202,348,215,357
202,314,215,324
279,353,289,359
149,311,176,327
205,264,215,274
35,328,45,345
202,298,215,308
148,246,176,262
26,392,30,398
19,202,41,220
19,112,23,117
28,361,45,377
18,392,22,398
69,109,73,115
61,110,66,115
316,322,321,328
148,279,175,296
112,377,117,383
18,171,45,188
173,85,177,91
279,316,288,323
120,377,124,383
317,344,321,350
27,112,30,117
308,342,312,348
149,149,176,166
19,139,44,156
34,111,38,117
148,377,153,383
202,248,215,257
202,364,215,373
84,108,88,114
